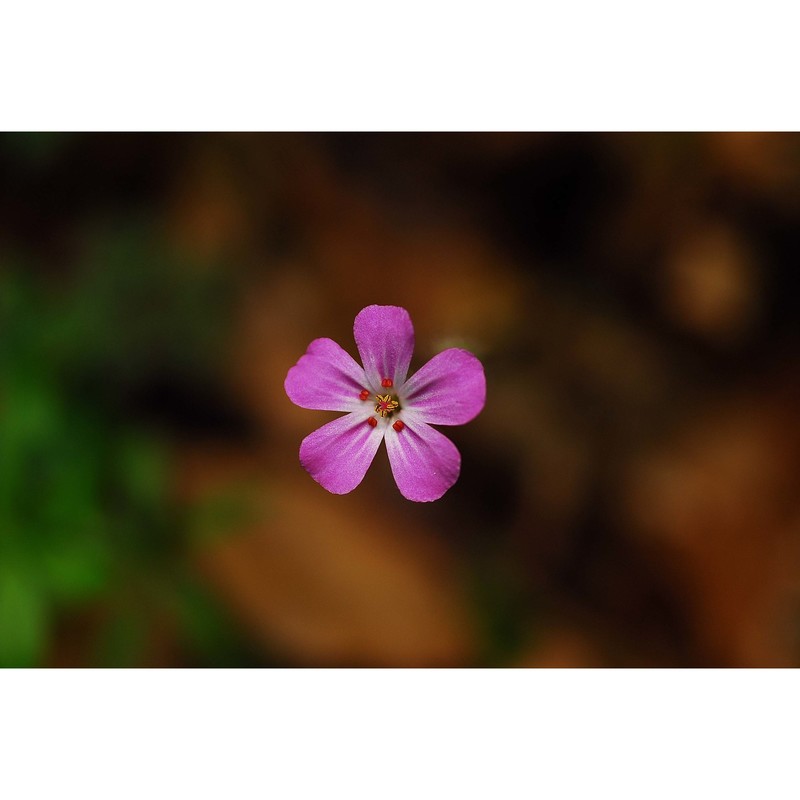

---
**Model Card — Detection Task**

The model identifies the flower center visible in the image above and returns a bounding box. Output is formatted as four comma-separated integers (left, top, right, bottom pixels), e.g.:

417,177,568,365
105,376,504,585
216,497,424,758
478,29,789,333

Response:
374,393,400,417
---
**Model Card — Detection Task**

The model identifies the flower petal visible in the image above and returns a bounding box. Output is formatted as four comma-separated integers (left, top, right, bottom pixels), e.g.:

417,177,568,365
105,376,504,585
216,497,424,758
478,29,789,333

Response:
401,348,486,425
285,338,370,412
353,305,415,390
384,413,461,502
299,411,385,494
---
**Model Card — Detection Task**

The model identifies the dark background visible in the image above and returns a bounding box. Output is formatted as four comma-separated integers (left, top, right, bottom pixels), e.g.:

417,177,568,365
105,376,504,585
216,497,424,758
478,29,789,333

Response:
1,132,799,667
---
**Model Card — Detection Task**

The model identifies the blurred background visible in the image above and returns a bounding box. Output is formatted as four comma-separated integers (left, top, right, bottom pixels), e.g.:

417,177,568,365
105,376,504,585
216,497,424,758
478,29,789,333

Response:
1,132,800,667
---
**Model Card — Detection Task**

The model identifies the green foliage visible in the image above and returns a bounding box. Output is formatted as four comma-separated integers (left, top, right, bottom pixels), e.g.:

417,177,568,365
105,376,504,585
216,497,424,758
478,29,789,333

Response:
0,228,250,667
172,576,264,667
0,559,47,667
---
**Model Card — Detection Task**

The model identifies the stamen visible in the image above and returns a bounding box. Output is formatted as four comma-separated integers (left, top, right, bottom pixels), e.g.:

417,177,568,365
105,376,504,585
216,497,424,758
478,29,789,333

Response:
375,394,400,417
359,389,370,401
392,420,405,432
381,377,393,388
367,417,378,428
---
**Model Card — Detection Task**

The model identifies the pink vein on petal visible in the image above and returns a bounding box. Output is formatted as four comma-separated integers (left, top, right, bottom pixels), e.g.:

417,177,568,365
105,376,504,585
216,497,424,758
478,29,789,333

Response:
402,348,486,425
384,412,461,502
353,305,415,389
285,337,369,412
299,411,385,494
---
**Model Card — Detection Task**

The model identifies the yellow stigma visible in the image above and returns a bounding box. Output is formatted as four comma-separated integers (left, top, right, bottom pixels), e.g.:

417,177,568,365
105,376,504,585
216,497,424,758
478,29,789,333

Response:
375,394,400,418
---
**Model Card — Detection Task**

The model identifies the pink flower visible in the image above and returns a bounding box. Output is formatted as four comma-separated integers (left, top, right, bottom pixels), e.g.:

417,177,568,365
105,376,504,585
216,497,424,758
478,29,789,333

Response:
284,305,486,502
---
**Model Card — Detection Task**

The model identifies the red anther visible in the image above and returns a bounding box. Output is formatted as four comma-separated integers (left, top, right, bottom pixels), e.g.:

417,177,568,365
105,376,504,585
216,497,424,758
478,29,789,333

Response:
367,417,378,428
392,420,405,432
381,377,393,388
359,389,370,401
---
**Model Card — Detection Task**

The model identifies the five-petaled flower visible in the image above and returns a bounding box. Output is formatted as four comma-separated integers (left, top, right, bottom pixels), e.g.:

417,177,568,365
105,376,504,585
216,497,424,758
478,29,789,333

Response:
284,305,486,502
